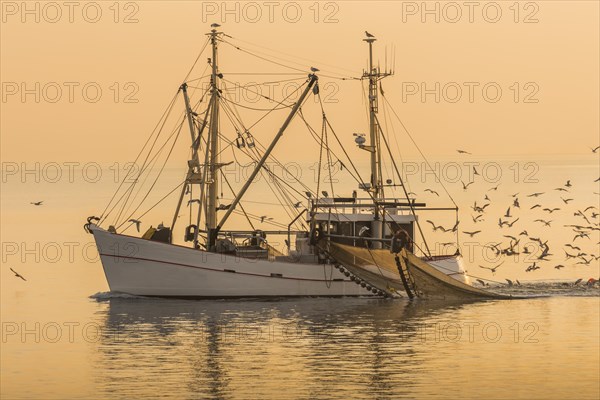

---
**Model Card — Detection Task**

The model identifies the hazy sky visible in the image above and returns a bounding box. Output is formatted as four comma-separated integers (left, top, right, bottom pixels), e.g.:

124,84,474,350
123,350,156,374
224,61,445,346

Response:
1,1,599,163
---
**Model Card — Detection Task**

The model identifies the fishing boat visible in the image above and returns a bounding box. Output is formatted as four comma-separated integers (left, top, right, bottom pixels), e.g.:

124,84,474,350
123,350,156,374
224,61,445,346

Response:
84,27,471,298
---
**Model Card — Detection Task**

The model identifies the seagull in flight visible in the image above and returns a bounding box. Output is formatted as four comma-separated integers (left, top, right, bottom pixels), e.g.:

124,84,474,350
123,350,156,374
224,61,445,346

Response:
30,201,43,206
527,192,544,197
424,188,439,196
478,261,504,274
10,268,26,281
456,149,471,155
128,219,142,232
463,230,481,237
543,207,560,213
534,219,552,227
592,146,599,153
461,180,474,190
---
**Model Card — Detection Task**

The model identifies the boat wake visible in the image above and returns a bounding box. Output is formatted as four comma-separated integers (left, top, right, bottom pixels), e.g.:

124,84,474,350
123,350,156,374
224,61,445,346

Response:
89,291,147,301
484,281,600,297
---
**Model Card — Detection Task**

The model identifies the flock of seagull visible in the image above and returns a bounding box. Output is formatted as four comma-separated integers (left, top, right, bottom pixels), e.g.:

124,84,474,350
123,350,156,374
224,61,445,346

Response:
423,148,600,283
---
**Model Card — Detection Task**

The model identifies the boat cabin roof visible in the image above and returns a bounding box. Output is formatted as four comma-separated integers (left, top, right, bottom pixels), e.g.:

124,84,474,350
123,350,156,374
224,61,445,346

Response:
314,213,416,223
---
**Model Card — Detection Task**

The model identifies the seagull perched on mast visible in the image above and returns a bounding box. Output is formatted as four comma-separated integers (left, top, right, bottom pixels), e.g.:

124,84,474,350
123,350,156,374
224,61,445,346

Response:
365,31,375,38
310,66,320,72
211,23,221,28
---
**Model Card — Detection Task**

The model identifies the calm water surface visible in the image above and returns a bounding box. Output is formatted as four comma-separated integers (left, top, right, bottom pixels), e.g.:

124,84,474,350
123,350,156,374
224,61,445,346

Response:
2,291,599,399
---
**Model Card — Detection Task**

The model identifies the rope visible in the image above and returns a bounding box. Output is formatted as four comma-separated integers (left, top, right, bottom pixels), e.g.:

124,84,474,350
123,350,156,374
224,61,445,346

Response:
381,94,458,208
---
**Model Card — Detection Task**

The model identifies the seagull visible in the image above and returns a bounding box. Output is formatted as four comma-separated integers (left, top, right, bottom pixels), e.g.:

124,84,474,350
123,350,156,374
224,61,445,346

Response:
554,265,565,270
513,198,520,208
472,214,484,223
211,23,221,28
365,31,375,38
293,202,302,208
561,197,573,204
216,204,231,210
473,166,480,176
358,226,370,236
187,199,201,206
554,187,569,192
456,149,471,155
426,220,444,232
526,262,540,272
574,278,583,285
10,268,26,281
534,219,552,227
530,204,541,209
565,244,581,251
450,220,460,232
489,184,500,191
527,192,544,197
424,188,439,196
476,279,487,287
592,146,600,153
310,66,320,72
478,261,504,274
504,207,512,218
463,230,481,237
543,208,560,214
583,206,597,212
461,180,474,190
30,201,43,206
321,191,329,198
128,219,142,232
260,216,268,223
505,279,514,286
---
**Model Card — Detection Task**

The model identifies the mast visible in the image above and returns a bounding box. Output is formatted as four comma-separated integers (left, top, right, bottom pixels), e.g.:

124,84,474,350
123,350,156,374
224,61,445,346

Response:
363,33,392,248
366,37,381,201
206,28,221,234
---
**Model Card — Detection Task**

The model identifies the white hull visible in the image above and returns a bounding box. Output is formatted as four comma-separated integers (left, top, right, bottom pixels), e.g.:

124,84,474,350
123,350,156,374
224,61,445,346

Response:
90,225,468,297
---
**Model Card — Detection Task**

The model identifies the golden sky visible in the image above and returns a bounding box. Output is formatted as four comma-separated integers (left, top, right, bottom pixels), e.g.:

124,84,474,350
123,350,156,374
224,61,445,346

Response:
1,1,599,163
